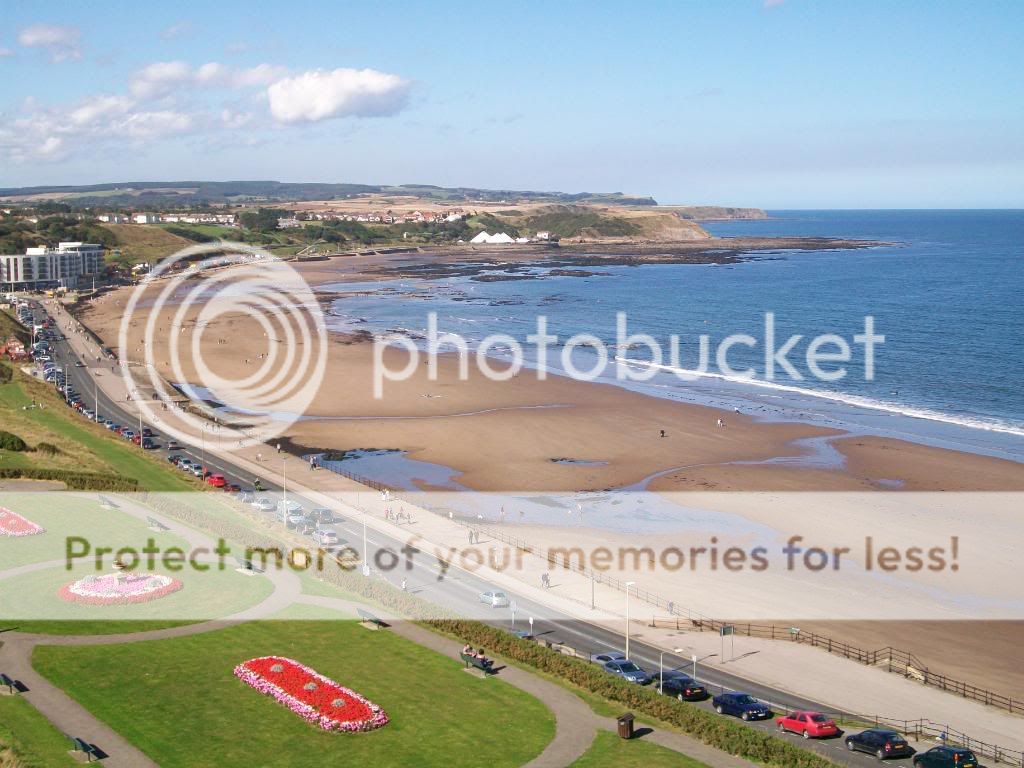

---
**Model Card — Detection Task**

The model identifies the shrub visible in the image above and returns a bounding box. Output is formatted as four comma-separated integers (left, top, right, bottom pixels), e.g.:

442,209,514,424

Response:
0,431,28,451
0,468,139,490
0,363,12,385
34,442,60,455
141,496,837,767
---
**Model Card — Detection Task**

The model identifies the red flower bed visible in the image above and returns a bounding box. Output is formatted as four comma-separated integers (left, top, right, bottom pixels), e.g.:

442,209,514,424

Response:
0,506,45,537
234,656,388,732
58,573,183,605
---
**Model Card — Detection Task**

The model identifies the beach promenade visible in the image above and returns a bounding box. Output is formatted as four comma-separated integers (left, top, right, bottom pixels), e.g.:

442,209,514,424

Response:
41,298,1024,755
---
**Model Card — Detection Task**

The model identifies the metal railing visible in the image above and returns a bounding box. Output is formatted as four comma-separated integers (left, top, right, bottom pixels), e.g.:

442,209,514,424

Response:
653,617,1023,716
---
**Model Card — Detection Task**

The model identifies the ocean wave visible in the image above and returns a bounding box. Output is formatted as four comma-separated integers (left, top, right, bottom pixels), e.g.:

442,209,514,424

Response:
616,357,1024,437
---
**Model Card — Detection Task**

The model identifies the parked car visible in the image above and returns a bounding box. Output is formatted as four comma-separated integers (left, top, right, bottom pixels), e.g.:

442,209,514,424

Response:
168,454,184,465
206,474,226,487
776,711,840,739
314,528,339,547
479,590,510,608
310,507,335,523
590,651,627,664
141,428,155,438
191,465,206,478
166,441,183,451
712,692,772,721
602,659,652,684
912,747,979,767
253,497,276,512
845,729,916,760
657,672,708,701
225,483,241,494
285,511,307,528
141,437,155,450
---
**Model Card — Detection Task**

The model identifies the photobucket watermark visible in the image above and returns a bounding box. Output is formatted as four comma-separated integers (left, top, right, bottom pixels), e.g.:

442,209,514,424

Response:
373,312,884,397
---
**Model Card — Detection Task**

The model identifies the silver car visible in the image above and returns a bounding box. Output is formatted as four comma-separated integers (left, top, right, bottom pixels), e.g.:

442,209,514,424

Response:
479,590,510,608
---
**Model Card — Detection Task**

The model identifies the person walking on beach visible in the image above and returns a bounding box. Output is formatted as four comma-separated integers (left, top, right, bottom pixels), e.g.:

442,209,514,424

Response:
660,429,666,438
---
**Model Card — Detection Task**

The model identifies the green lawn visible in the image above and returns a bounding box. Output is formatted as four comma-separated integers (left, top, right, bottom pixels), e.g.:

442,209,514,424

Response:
0,370,196,491
0,493,190,569
0,695,77,766
33,620,556,768
571,731,710,767
0,560,274,624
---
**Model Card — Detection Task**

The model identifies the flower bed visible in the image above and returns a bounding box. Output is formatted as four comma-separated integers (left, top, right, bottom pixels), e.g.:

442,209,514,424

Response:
234,656,388,732
58,572,183,605
0,506,45,537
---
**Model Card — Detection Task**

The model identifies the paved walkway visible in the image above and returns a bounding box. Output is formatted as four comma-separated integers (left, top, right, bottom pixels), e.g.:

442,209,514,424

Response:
0,494,760,768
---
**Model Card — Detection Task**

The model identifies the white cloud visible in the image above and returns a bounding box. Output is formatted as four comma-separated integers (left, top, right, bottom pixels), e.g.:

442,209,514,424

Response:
267,68,410,124
130,60,288,98
17,24,81,62
161,21,193,40
0,94,194,163
0,47,15,58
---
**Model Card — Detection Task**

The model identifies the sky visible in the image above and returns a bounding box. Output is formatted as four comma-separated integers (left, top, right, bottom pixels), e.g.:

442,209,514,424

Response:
1,0,1022,208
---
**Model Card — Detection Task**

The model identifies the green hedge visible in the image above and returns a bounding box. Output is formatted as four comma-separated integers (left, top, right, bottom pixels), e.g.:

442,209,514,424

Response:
426,620,837,767
0,430,28,451
0,467,139,491
142,495,837,768
0,362,12,385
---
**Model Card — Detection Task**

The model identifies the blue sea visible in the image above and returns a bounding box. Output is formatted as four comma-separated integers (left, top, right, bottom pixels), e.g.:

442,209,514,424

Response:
324,210,1024,462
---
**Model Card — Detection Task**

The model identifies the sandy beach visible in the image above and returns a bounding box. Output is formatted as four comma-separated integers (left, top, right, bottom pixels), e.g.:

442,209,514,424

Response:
79,259,1024,495
71,256,1024,694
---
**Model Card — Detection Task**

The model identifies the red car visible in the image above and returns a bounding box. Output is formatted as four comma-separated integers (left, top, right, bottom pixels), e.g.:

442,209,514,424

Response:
206,474,226,488
776,711,839,739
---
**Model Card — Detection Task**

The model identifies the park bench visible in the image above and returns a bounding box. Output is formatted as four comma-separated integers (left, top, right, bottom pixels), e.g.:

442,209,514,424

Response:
233,557,264,575
65,734,100,763
146,516,169,532
357,607,387,630
460,653,494,677
0,672,18,695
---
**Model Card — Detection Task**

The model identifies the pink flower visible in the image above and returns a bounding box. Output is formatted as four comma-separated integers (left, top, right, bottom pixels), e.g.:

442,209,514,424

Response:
0,506,45,537
234,656,388,732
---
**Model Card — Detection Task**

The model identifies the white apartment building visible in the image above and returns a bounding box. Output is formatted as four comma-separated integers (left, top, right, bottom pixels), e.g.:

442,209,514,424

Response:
0,242,105,290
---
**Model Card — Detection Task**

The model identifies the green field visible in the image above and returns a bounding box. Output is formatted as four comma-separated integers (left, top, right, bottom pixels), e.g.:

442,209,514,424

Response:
0,493,190,569
0,696,77,767
34,619,556,768
0,559,274,624
571,731,709,767
0,363,196,491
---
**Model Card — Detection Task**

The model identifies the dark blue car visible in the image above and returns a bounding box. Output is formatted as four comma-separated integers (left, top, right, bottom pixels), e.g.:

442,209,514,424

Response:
712,692,772,720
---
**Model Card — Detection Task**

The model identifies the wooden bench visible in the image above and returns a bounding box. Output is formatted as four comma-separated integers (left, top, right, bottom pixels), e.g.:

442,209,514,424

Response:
0,672,18,695
460,653,494,677
233,557,264,576
357,608,386,630
145,516,169,532
65,735,100,763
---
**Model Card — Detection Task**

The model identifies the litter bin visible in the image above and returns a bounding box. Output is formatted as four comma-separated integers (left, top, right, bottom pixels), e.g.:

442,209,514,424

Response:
617,712,635,740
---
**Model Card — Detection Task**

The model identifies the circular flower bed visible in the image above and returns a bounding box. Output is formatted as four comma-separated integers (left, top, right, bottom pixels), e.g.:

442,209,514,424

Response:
234,656,388,732
0,506,45,537
58,572,183,605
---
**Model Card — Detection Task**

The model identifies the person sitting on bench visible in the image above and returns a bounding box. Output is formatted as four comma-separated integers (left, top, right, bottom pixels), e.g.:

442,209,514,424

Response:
462,643,474,656
474,649,493,669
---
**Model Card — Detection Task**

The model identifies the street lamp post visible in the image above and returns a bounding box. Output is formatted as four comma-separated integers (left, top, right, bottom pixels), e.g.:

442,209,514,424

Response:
624,581,635,659
692,653,717,681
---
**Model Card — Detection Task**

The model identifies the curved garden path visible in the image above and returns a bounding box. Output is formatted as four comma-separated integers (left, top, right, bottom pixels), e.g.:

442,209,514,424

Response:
1,500,756,768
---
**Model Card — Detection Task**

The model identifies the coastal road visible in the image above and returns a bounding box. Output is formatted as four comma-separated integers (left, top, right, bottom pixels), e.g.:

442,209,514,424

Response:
31,299,930,768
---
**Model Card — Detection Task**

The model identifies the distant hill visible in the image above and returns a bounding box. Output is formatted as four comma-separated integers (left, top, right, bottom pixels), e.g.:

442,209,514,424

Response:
0,181,658,208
